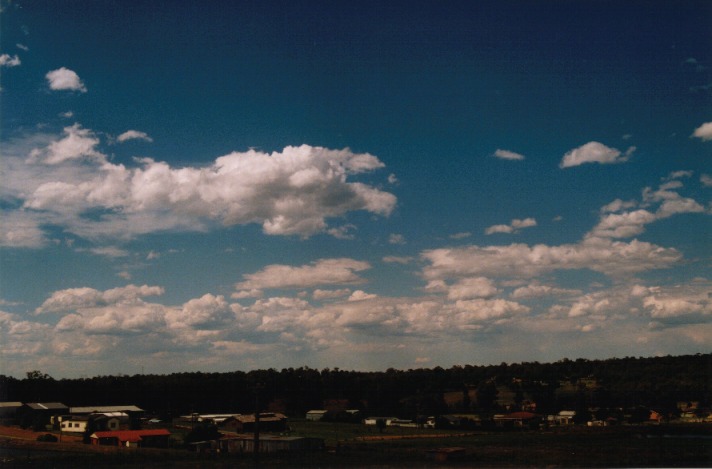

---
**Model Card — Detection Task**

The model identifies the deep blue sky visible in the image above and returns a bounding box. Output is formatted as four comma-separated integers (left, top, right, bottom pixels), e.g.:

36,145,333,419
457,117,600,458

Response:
1,0,710,378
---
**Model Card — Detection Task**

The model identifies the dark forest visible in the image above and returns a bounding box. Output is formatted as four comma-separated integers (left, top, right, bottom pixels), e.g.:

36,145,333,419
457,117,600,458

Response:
2,354,709,421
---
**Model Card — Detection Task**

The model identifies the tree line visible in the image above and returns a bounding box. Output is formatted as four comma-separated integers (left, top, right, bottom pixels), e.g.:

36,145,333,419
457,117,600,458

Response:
1,353,709,420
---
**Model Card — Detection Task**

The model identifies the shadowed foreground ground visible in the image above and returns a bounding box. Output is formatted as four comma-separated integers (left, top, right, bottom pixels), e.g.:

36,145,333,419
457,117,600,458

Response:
1,424,710,467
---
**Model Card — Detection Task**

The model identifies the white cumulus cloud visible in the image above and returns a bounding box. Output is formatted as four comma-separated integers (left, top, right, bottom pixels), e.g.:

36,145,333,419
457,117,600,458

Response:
493,149,525,161
0,54,21,67
235,258,370,291
691,122,712,141
559,141,635,168
45,67,87,92
485,218,537,235
116,130,153,143
3,135,397,244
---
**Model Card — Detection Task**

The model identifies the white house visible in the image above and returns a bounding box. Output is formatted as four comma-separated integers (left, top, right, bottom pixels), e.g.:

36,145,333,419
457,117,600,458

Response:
60,412,126,433
61,415,91,433
547,410,576,426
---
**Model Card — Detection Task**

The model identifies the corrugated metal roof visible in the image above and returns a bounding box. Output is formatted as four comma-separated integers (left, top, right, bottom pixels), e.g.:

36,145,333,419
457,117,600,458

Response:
235,412,286,423
25,402,68,410
70,405,143,414
0,402,23,408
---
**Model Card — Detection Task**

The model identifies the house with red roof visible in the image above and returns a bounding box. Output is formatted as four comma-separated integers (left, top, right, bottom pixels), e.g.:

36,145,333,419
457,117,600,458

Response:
90,429,171,448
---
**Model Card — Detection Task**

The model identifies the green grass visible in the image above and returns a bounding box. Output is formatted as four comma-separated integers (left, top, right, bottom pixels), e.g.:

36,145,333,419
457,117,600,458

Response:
285,418,459,445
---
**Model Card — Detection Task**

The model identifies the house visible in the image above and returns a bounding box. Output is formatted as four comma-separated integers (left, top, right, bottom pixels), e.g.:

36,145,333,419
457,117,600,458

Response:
388,418,418,428
60,412,126,433
188,413,239,425
363,416,398,426
547,410,576,426
306,410,328,421
494,411,540,428
19,402,68,429
90,429,171,448
60,415,91,433
220,413,287,433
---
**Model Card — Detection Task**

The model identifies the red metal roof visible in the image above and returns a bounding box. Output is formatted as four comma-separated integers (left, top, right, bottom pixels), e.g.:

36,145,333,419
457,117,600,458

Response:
91,429,170,442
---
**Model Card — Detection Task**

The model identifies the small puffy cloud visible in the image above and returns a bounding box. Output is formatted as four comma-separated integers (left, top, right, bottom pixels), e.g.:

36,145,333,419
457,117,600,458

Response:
235,258,370,291
588,209,657,239
313,289,351,300
348,290,378,301
327,224,356,240
165,293,231,328
559,142,635,168
600,199,637,214
0,211,47,248
691,122,712,141
701,174,712,187
382,256,413,264
589,180,705,239
451,298,529,323
231,289,263,299
485,224,514,235
16,43,29,51
510,283,581,299
0,54,21,67
485,218,536,235
45,67,87,92
447,277,499,300
449,232,471,240
85,246,130,258
116,130,153,143
27,123,105,165
493,149,525,161
389,233,406,244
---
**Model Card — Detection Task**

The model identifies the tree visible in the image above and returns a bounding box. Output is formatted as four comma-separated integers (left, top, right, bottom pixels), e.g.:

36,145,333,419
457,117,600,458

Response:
26,370,52,380
184,422,221,445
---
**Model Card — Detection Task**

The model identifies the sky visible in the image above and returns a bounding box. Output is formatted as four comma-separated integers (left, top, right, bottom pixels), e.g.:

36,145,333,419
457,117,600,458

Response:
0,0,710,379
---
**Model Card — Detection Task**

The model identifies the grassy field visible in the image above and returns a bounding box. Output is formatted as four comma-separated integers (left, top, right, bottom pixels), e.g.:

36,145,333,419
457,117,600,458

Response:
2,422,710,467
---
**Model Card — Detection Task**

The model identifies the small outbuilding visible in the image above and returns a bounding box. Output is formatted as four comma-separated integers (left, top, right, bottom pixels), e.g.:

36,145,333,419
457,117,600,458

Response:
19,403,68,429
306,410,328,421
0,402,23,424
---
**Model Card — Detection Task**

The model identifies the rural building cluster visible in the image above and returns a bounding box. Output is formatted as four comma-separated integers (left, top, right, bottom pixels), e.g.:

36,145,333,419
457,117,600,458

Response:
0,391,709,455
0,355,709,464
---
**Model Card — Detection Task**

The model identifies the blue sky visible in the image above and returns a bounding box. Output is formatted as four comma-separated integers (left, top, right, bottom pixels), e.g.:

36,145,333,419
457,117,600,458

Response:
1,0,710,378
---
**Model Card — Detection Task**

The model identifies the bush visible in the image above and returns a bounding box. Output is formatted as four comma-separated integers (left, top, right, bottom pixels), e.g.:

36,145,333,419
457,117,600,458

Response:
37,433,58,442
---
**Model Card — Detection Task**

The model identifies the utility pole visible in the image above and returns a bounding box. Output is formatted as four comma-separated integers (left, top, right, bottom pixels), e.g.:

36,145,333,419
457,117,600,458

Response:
253,382,265,461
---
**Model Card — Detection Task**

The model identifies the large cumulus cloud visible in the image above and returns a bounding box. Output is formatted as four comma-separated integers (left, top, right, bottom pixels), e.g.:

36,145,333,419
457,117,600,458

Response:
1,128,396,246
